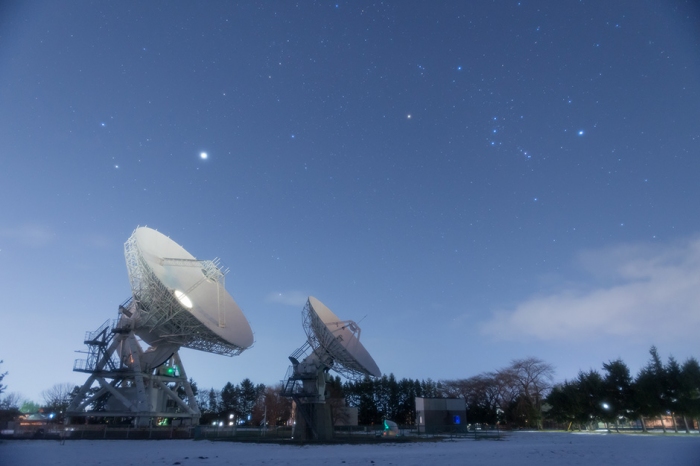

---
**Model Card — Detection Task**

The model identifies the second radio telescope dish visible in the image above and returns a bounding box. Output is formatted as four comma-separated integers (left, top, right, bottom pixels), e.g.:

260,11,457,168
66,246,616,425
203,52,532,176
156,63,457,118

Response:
304,296,381,378
125,227,253,355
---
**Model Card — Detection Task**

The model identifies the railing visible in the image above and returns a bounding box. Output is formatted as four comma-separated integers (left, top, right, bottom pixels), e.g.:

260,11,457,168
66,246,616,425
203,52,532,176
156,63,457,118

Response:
84,319,112,343
73,359,88,372
281,366,298,396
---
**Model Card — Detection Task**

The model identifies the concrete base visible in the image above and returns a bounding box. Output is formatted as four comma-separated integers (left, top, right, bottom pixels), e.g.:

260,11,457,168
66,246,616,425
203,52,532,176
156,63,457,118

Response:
295,403,333,441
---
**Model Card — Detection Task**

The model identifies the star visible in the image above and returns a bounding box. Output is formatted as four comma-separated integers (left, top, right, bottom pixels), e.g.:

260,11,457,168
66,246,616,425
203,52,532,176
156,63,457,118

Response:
200,152,208,159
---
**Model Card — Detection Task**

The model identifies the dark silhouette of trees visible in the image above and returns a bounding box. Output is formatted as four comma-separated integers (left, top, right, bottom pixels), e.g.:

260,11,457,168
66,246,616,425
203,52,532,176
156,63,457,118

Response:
199,378,265,425
252,384,291,427
443,374,501,425
679,357,700,433
220,382,239,419
601,359,634,432
665,356,683,433
545,347,700,433
508,357,555,428
183,347,700,431
344,375,436,425
545,380,583,429
0,360,6,396
209,388,220,414
441,357,554,428
0,392,22,410
634,346,667,432
41,382,77,422
576,370,606,430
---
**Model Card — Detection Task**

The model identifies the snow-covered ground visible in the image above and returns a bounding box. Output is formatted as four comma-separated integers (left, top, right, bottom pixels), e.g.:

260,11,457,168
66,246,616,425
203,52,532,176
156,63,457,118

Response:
1,431,699,466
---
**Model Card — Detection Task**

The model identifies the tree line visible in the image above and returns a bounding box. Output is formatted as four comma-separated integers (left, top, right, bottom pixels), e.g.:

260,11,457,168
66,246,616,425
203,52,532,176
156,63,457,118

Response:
546,346,700,433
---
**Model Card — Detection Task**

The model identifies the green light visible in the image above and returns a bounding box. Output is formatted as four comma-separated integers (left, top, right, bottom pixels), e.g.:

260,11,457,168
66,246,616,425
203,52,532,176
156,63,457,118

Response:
383,420,389,431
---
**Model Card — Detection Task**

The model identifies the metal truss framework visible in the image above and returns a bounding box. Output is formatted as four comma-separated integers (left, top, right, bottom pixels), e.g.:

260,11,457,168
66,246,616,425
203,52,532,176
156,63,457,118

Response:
66,314,200,426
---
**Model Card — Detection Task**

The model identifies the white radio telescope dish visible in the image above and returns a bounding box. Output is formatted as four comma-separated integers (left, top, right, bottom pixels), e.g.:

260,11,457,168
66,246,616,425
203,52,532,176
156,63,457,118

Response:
282,296,381,440
125,226,253,354
303,296,380,378
66,226,253,427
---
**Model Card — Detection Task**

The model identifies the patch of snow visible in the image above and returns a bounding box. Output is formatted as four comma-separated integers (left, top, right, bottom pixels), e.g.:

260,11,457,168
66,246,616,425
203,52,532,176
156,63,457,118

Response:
1,432,699,466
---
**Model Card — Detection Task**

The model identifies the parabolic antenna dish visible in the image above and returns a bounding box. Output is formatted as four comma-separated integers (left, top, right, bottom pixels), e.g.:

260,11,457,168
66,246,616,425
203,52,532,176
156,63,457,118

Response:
124,227,253,356
304,296,381,378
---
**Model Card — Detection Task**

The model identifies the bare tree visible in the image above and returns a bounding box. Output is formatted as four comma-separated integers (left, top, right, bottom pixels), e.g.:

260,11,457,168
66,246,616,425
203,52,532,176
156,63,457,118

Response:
444,375,499,424
441,357,555,428
41,383,76,418
195,388,212,413
255,384,291,426
508,357,555,428
0,392,23,410
0,360,7,395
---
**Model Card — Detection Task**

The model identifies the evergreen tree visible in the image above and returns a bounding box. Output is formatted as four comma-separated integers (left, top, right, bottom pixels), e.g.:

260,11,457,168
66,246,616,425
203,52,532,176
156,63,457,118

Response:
679,357,700,433
545,380,584,430
239,378,262,423
358,376,380,424
576,370,605,430
665,356,683,432
207,388,220,415
420,378,439,398
634,346,667,432
602,359,634,431
20,400,41,414
395,378,418,425
220,382,239,418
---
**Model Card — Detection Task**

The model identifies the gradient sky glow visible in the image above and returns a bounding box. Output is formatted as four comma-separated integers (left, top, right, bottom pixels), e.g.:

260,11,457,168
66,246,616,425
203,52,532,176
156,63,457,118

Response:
1,1,699,404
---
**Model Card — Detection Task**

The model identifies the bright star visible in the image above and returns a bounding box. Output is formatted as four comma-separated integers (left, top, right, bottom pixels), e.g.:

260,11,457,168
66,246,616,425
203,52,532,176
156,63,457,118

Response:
200,152,208,159
578,130,585,136
407,114,412,119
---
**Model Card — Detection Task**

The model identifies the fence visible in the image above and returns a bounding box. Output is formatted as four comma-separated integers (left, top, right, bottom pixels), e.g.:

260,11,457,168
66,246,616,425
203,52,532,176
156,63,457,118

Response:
4,424,195,440
1,423,506,441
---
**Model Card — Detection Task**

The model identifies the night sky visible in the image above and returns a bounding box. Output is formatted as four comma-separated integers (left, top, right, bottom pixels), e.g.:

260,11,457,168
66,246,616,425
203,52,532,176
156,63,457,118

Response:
1,1,699,404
